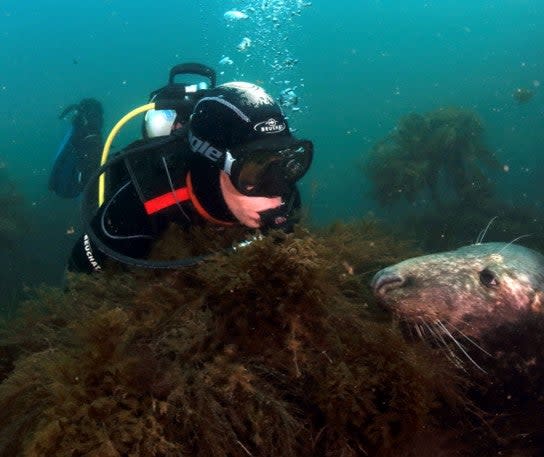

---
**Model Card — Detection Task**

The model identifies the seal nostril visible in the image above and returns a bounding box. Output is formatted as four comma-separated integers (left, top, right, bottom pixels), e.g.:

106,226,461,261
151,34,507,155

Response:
371,271,405,295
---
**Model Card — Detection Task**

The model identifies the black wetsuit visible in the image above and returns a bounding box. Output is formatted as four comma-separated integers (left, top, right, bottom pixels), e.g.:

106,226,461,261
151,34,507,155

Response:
69,136,300,273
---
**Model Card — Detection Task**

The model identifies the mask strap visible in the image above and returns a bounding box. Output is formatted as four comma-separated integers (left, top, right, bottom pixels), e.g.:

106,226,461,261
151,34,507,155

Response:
186,123,236,175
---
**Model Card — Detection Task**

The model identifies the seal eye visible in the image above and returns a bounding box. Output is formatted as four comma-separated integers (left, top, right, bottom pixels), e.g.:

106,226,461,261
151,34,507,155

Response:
479,268,498,288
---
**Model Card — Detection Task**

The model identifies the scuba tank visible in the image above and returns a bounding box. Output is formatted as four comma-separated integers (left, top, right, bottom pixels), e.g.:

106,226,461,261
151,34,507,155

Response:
143,63,217,138
98,63,216,206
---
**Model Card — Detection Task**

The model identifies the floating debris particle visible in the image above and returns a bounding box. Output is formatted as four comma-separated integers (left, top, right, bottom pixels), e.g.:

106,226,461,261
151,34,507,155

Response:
224,10,249,21
219,56,234,66
237,37,252,52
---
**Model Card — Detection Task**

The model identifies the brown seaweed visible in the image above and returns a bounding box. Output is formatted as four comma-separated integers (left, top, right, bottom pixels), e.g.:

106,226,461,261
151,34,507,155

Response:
0,222,467,457
358,106,544,255
364,107,499,208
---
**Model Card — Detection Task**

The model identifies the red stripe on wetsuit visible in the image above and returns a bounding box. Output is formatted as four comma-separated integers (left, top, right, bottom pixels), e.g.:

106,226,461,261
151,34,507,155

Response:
143,173,234,226
144,187,190,214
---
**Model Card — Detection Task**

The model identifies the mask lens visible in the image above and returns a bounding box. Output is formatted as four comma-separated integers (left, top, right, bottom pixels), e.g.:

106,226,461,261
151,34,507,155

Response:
235,140,312,196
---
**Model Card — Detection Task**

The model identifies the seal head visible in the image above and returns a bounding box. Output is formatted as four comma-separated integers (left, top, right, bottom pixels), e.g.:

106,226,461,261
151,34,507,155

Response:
371,242,544,338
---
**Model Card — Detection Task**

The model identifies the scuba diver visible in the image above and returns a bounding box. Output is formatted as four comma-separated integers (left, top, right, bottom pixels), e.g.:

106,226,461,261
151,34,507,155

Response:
69,64,313,273
49,98,103,198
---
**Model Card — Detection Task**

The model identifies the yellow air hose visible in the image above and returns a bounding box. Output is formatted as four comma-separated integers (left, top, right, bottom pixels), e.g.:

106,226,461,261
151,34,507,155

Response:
98,102,156,206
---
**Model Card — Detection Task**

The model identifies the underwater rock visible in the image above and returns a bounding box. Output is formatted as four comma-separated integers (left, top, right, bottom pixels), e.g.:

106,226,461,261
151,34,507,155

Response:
360,105,526,257
364,106,499,208
0,222,471,457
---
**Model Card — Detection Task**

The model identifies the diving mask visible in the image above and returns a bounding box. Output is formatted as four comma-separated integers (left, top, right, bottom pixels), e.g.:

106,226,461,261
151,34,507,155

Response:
228,137,313,197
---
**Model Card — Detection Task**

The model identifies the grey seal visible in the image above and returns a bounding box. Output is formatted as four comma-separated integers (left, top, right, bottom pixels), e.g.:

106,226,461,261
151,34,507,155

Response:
372,242,544,453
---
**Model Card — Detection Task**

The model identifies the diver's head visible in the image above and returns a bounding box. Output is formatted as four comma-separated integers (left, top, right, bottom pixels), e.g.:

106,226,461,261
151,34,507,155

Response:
188,82,313,198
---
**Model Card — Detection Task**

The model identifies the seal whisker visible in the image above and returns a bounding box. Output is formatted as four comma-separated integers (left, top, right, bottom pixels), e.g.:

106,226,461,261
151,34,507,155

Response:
436,320,487,373
415,323,425,340
497,234,532,254
475,216,497,244
418,318,439,344
443,350,466,371
445,321,493,357
421,319,465,369
416,321,439,347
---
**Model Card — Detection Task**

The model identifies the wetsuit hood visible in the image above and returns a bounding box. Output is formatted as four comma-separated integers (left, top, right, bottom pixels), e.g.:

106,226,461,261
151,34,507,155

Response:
188,155,236,224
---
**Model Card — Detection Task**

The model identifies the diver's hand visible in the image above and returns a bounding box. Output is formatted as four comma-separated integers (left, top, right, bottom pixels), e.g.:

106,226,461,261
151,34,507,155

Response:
219,171,283,228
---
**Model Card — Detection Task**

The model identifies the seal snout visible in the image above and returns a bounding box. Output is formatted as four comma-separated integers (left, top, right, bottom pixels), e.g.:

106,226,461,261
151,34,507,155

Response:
371,269,405,296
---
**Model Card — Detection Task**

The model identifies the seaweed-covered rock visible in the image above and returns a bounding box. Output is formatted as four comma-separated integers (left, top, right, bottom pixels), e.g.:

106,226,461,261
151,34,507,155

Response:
359,106,541,255
0,222,466,457
364,107,499,207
